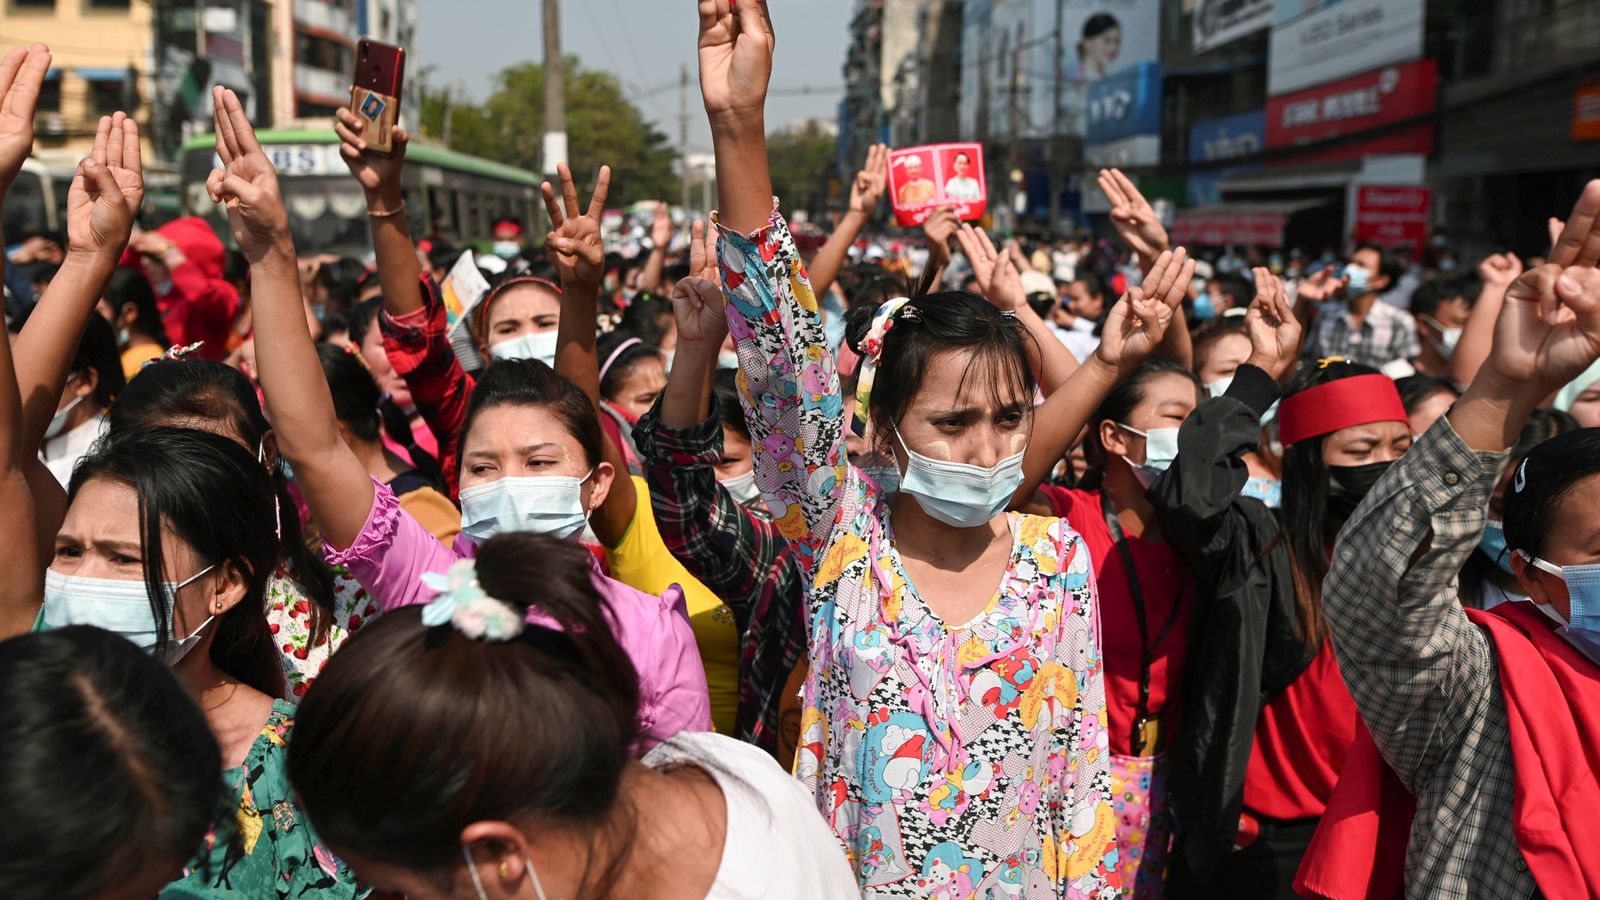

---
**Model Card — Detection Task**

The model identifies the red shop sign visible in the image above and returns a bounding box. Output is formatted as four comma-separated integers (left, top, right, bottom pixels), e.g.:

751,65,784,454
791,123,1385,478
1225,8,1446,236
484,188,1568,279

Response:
1353,185,1431,250
1266,59,1438,151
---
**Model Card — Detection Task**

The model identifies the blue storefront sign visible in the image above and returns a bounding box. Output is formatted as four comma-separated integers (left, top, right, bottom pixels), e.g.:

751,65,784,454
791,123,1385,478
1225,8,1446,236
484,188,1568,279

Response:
1085,62,1164,167
1188,109,1267,165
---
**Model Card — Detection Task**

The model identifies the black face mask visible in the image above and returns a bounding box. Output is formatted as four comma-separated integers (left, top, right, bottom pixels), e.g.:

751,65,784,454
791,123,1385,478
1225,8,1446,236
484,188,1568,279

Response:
1327,461,1394,526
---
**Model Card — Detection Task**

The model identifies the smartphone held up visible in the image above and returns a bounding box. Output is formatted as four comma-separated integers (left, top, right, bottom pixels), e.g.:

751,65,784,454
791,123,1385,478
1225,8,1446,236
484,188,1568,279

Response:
349,39,405,154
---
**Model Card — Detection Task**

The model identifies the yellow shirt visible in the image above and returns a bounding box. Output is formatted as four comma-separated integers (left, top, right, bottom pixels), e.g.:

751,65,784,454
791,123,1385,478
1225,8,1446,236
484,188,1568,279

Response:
121,342,164,380
607,476,739,735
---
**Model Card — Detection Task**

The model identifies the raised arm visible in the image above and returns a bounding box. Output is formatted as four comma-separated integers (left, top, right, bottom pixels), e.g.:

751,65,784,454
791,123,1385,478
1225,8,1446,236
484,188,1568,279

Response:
334,105,421,316
0,44,50,637
700,0,774,236
702,0,847,574
15,113,140,450
1100,168,1169,274
542,163,636,544
1326,180,1600,790
1012,247,1193,504
1149,268,1297,536
211,87,374,549
808,143,886,299
637,220,774,607
636,203,673,296
1449,252,1521,387
955,224,1079,393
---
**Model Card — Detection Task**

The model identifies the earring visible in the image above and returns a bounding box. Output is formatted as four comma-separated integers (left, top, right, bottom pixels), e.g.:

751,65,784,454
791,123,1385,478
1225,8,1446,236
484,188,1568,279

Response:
499,860,512,879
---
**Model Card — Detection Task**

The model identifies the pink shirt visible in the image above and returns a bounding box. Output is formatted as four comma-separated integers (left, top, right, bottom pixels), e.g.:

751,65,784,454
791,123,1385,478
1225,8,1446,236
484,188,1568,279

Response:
324,479,713,749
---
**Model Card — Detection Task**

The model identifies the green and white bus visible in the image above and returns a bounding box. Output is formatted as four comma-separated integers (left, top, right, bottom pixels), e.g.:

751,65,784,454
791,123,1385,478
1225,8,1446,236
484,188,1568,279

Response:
179,129,542,256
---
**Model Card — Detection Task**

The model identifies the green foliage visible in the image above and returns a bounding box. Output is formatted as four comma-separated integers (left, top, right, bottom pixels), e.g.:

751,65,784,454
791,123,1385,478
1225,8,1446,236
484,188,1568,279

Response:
414,59,679,208
767,121,843,222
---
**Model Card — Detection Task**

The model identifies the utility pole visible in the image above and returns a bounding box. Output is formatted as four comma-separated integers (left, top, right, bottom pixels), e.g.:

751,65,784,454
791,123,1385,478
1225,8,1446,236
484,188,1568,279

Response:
542,0,567,177
679,64,691,212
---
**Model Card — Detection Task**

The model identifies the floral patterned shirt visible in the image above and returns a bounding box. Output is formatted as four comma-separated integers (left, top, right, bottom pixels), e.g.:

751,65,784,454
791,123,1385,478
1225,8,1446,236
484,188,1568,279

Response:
716,205,1120,899
162,700,364,898
264,566,380,700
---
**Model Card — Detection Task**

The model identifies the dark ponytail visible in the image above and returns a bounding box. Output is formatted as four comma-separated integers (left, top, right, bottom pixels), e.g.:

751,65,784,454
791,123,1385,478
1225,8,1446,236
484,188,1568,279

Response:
289,533,639,890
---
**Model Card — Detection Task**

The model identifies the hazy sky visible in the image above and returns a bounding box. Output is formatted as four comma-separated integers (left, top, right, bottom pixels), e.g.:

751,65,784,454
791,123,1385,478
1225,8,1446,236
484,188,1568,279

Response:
415,0,853,153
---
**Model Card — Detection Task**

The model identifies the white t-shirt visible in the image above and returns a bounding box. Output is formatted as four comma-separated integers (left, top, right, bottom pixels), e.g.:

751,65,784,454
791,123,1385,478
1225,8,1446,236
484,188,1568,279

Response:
41,412,106,488
1049,322,1100,363
642,732,858,899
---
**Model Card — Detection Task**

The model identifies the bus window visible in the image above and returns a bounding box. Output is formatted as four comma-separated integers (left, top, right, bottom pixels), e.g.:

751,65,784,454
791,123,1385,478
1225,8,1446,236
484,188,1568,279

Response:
427,186,454,236
1,170,47,238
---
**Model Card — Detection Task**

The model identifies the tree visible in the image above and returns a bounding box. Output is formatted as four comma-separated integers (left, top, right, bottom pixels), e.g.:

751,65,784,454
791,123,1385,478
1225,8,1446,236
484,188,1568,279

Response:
767,121,843,223
415,59,679,208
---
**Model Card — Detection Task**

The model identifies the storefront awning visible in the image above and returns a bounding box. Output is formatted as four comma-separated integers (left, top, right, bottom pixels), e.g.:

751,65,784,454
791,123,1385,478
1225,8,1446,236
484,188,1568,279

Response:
1170,198,1334,247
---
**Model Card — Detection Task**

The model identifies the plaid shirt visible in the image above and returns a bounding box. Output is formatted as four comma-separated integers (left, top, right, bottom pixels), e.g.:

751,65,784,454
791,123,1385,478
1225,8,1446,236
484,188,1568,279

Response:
633,401,807,756
1323,415,1538,898
1306,298,1421,369
379,273,473,498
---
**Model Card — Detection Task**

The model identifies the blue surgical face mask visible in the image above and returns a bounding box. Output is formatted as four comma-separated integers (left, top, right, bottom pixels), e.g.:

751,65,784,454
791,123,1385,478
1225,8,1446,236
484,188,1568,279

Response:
1519,551,1600,665
1342,263,1371,296
459,473,592,542
42,565,217,664
860,464,901,496
1241,476,1283,508
488,330,559,367
492,240,522,260
1117,424,1181,488
1480,519,1514,575
894,428,1025,529
1192,292,1216,321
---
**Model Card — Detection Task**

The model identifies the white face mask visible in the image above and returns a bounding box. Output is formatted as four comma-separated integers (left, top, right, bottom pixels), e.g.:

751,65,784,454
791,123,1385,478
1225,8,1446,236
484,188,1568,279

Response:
1206,377,1233,399
1421,315,1462,359
459,473,592,543
894,428,1025,529
488,330,559,367
492,240,522,260
42,565,218,664
719,468,763,507
46,391,85,440
1117,423,1181,488
464,844,548,900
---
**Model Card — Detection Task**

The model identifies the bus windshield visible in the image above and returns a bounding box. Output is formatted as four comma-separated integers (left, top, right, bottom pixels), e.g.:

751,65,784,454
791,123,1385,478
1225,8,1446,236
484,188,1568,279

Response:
181,145,372,256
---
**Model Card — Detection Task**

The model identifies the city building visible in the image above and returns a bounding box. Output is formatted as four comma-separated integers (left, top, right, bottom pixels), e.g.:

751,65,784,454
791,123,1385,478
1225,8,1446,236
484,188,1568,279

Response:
272,0,356,123
839,0,923,182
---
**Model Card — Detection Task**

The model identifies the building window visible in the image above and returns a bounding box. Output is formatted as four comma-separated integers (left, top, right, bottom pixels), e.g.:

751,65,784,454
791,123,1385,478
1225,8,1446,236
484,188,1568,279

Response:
37,78,60,112
11,0,54,8
89,80,123,115
87,0,130,7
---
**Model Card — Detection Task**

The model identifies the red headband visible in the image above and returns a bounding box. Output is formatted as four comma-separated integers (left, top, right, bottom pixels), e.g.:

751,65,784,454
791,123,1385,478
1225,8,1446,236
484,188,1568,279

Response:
474,276,563,332
1277,374,1408,446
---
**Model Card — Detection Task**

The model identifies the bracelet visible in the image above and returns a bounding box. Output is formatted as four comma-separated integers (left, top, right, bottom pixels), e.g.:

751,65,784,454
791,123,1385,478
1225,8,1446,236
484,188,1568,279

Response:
368,201,405,219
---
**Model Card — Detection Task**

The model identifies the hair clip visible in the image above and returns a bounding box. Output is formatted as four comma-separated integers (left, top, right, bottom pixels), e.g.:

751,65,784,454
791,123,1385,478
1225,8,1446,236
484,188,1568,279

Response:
142,341,206,369
419,559,525,642
852,296,914,437
1316,355,1348,369
1514,459,1528,494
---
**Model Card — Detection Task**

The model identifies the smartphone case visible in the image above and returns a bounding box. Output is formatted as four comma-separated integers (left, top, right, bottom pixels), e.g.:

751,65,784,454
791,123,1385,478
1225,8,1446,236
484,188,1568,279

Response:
349,85,398,154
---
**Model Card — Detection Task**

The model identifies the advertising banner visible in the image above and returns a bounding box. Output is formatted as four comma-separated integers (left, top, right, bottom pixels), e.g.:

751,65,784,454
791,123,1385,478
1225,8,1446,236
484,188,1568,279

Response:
886,143,989,227
1085,61,1163,167
1193,0,1274,54
1575,83,1600,142
1267,0,1423,97
1189,109,1267,163
1352,185,1431,249
1265,59,1436,150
